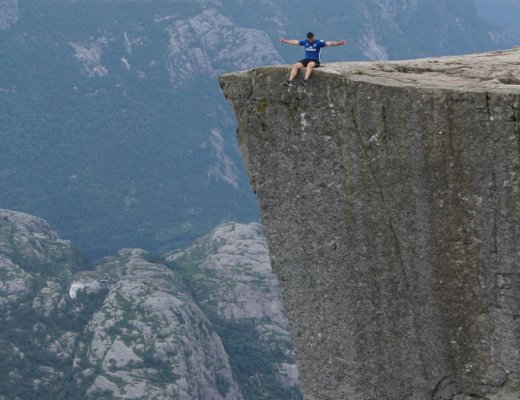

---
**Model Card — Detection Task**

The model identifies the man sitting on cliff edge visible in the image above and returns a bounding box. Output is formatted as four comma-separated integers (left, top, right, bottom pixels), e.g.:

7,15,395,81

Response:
280,32,346,87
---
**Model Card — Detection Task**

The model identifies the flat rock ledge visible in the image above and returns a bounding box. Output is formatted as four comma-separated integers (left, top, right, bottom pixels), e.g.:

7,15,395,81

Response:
220,47,520,400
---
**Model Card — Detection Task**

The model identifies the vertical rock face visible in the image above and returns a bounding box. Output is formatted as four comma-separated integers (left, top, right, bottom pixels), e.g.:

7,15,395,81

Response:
220,48,520,399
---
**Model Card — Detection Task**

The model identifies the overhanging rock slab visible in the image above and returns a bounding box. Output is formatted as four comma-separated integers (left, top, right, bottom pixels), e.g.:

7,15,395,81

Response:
220,48,520,400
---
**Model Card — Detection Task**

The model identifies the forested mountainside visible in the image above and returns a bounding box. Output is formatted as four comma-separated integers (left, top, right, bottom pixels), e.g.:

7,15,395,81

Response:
0,209,299,399
0,0,513,258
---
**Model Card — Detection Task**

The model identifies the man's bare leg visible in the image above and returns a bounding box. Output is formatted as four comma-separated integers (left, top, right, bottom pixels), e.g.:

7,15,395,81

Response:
289,62,304,81
304,61,316,81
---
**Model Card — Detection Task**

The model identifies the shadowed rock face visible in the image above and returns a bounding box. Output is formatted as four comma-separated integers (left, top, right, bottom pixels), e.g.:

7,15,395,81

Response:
220,48,520,400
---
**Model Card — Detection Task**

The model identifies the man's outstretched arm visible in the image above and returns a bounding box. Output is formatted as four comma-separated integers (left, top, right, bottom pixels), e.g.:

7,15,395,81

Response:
325,40,347,46
279,38,300,45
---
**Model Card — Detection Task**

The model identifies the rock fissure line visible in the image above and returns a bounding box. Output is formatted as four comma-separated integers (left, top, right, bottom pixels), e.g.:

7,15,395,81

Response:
350,86,410,294
485,92,500,260
351,83,434,386
430,375,456,399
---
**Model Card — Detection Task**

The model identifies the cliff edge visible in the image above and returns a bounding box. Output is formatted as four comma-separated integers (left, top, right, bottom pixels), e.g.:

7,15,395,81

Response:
220,47,520,400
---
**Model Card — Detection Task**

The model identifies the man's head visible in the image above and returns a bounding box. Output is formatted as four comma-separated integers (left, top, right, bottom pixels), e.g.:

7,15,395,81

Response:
307,32,314,42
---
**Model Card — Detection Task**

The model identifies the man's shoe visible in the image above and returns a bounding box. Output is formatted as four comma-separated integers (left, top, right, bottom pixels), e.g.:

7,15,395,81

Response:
282,80,294,87
300,79,309,87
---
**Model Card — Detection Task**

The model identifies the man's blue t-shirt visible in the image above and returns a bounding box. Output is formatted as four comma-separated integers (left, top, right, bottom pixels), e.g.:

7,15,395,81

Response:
299,39,327,61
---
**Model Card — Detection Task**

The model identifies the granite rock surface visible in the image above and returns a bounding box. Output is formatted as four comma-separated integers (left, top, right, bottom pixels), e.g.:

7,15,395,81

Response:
220,47,520,399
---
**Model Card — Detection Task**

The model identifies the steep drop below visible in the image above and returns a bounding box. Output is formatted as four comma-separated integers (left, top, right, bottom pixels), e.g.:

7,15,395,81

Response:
220,48,520,400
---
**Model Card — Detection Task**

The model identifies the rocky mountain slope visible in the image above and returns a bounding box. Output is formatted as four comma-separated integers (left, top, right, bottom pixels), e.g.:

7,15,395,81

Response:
0,209,90,399
0,209,299,399
0,0,513,258
73,248,244,400
475,0,520,40
169,222,299,399
221,47,520,399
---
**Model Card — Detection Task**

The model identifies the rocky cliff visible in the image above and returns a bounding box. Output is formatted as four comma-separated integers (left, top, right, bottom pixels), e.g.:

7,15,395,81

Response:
220,48,520,399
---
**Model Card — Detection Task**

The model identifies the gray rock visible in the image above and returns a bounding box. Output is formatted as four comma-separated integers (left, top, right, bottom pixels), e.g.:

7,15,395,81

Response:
69,39,110,78
168,222,300,392
0,209,88,396
169,222,288,327
32,280,64,316
220,48,520,399
0,210,299,399
0,208,79,279
0,255,32,304
74,248,243,400
164,8,282,88
0,0,18,29
0,209,84,311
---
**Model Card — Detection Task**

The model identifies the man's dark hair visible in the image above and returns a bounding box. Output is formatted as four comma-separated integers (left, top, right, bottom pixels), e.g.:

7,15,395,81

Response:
307,32,314,38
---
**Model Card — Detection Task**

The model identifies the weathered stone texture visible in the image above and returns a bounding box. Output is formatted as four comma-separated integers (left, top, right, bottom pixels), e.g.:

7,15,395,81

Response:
220,48,520,399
